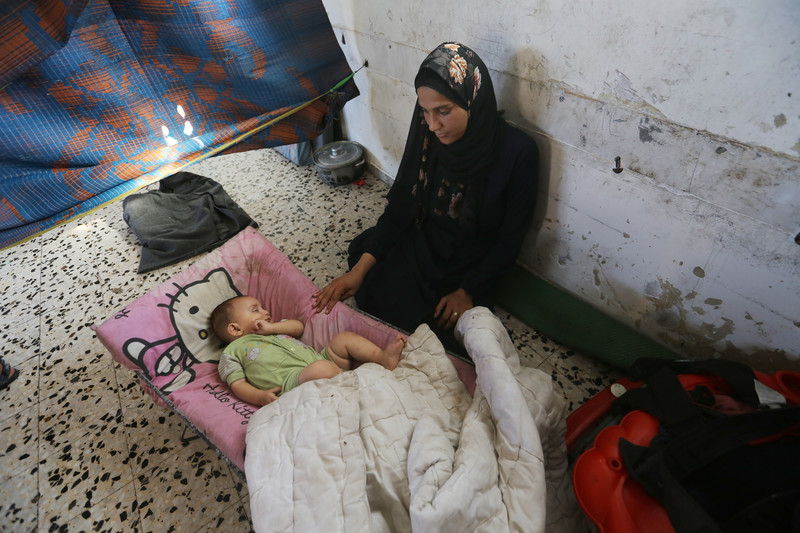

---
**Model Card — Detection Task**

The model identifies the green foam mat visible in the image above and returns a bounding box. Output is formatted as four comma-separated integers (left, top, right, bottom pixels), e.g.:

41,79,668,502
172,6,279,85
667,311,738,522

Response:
496,264,679,369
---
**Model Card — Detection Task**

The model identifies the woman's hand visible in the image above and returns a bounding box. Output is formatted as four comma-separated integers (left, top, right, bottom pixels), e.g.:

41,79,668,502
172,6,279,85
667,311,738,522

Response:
434,288,473,330
312,271,363,314
312,254,376,314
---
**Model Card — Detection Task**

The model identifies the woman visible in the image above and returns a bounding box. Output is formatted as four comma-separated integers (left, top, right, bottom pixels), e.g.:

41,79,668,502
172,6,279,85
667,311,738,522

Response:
312,42,538,357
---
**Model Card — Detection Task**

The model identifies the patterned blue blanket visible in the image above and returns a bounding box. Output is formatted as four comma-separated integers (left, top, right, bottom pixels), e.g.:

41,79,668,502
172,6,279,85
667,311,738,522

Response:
0,0,357,249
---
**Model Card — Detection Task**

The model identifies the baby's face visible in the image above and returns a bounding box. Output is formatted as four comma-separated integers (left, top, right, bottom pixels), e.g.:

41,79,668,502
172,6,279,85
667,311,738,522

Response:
229,296,271,335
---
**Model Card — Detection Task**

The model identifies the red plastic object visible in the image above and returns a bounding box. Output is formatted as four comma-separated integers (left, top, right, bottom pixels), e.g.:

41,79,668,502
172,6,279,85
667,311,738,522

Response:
754,370,800,404
572,410,674,533
568,369,800,532
566,377,640,453
566,374,734,454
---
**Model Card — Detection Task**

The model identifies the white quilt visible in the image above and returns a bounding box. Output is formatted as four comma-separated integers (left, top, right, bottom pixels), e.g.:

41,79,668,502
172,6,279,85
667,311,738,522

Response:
245,307,584,532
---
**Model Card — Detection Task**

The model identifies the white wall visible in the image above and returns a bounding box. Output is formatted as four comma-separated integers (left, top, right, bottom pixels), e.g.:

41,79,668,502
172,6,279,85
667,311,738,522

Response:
321,0,800,372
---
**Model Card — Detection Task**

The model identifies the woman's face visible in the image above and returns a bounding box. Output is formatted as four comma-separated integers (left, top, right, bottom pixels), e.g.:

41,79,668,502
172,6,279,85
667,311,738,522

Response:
416,86,469,145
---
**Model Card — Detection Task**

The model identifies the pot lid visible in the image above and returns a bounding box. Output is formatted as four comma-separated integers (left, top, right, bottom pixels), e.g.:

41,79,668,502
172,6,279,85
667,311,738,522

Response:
313,141,363,170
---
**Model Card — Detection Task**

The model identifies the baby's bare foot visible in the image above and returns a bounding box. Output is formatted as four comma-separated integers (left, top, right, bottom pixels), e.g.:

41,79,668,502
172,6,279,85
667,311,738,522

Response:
382,334,407,370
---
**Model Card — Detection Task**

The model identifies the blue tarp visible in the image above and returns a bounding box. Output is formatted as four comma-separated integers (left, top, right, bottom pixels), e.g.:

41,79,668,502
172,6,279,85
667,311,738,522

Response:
0,0,357,249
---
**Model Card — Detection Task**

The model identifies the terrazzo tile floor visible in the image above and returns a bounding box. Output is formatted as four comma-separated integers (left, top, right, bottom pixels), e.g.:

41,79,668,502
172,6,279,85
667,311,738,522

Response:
0,147,621,532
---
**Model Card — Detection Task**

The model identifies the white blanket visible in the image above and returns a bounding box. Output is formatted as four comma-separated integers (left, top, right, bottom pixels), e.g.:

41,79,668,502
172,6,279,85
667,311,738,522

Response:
245,307,584,532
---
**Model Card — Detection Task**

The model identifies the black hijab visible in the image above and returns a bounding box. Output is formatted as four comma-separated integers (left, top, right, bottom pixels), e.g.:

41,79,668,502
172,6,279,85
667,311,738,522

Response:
390,42,507,228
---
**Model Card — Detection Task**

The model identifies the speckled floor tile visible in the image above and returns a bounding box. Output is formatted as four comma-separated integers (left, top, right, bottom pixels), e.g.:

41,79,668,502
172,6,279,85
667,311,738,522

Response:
39,309,109,370
115,365,196,475
493,307,553,369
546,345,624,401
233,478,250,517
48,479,142,533
101,267,179,314
91,212,159,307
0,403,39,480
262,210,350,288
196,501,253,533
38,363,123,463
537,359,600,414
232,177,305,226
37,424,133,528
135,437,245,533
40,217,109,317
190,146,289,190
0,349,39,416
293,175,390,230
0,316,40,368
299,244,350,290
0,237,41,329
0,470,40,532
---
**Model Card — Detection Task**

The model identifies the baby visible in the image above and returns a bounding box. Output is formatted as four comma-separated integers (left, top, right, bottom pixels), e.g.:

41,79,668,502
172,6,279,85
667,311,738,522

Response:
210,296,406,406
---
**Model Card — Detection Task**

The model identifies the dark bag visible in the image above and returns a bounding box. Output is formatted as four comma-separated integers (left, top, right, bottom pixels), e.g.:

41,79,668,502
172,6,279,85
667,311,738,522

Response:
614,358,800,533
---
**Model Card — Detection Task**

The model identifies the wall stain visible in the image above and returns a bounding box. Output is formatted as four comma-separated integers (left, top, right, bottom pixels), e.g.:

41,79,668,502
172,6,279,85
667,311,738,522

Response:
745,312,769,338
644,279,799,372
601,71,666,117
646,280,687,332
693,266,706,278
626,163,655,178
744,311,761,324
646,279,719,351
698,317,735,342
638,117,662,144
774,113,787,128
651,279,684,309
712,344,797,373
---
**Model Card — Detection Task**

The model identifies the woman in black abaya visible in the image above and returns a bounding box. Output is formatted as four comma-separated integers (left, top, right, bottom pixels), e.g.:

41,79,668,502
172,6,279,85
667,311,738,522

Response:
313,42,538,357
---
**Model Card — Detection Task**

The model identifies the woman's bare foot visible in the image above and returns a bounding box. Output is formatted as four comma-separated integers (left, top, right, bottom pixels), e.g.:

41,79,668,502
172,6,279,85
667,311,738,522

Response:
381,334,407,370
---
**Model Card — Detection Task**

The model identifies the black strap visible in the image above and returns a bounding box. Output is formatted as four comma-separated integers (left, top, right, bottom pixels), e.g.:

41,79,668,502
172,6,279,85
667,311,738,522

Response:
627,358,759,406
614,358,761,427
614,364,711,434
620,405,800,533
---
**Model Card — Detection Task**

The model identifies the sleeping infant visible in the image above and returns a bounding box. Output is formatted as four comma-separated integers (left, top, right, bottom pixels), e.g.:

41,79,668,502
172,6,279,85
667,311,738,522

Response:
210,296,406,406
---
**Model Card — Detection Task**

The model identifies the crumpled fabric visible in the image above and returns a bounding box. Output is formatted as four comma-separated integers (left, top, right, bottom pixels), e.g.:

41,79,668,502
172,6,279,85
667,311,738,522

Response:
244,307,585,533
123,171,257,273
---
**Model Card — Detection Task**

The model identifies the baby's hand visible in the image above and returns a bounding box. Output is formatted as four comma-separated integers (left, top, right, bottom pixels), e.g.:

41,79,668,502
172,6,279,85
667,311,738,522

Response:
254,319,273,334
260,386,281,405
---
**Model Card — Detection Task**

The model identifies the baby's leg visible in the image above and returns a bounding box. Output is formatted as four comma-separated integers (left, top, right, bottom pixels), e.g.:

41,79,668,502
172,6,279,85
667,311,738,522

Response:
326,331,406,371
298,360,342,384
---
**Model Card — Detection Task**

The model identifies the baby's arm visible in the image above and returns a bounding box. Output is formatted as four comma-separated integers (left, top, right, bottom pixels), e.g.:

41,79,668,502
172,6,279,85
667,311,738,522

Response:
255,318,304,338
230,378,282,406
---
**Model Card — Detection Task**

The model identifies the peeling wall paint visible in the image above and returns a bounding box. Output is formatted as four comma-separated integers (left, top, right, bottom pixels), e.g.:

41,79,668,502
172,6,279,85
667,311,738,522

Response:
321,0,800,372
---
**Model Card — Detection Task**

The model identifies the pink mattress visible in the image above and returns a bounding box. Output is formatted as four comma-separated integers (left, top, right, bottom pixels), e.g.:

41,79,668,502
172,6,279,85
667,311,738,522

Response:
93,227,475,472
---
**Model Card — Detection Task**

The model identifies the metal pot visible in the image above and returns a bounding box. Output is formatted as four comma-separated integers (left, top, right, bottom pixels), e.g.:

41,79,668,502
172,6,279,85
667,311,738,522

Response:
312,141,365,186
